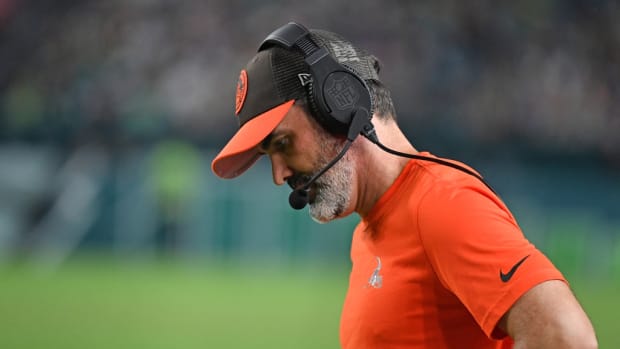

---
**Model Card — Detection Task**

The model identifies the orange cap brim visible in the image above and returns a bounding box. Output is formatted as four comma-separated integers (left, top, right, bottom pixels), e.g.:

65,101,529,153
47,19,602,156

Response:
211,100,295,178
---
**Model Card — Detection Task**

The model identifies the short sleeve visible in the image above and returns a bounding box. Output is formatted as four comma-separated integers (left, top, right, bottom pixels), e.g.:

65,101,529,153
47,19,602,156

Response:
417,182,566,339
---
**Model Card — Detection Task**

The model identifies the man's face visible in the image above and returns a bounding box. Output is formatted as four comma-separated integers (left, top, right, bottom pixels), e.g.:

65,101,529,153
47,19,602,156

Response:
259,104,356,223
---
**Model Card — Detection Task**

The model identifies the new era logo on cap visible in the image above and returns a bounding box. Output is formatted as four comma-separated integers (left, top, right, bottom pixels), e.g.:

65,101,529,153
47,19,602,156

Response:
298,73,312,86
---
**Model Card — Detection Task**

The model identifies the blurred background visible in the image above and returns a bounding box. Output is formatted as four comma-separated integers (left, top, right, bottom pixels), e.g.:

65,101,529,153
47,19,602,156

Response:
0,0,618,348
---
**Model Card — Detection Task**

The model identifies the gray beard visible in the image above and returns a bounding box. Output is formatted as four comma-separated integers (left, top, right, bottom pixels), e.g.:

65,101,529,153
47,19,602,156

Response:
309,150,354,223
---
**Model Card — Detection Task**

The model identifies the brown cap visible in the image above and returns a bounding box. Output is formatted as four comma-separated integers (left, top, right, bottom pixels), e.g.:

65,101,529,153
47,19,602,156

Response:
211,26,380,179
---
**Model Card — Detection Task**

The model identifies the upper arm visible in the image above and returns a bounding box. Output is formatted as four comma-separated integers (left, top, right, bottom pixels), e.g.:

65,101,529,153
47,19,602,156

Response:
498,280,598,349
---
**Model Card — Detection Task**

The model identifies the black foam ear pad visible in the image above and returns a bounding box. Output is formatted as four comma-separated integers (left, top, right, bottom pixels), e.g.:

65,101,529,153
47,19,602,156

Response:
301,79,327,130
305,49,372,135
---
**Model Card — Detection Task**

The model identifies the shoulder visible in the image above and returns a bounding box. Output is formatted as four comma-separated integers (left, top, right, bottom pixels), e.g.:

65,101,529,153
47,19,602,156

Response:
413,154,508,221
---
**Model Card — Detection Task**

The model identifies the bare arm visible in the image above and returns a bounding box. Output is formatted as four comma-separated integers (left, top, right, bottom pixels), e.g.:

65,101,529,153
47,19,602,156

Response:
498,280,598,349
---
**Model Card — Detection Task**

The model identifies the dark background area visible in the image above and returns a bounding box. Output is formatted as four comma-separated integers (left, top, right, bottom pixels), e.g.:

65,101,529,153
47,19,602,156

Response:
0,0,617,278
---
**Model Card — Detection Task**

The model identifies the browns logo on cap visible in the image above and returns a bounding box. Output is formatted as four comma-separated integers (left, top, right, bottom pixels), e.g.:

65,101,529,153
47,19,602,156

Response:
235,70,248,115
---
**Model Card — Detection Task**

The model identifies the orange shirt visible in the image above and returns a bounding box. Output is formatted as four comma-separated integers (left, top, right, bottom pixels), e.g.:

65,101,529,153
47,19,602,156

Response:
340,153,566,349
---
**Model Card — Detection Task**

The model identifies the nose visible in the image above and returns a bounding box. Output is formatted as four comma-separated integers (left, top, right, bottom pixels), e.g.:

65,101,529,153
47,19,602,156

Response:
269,153,294,186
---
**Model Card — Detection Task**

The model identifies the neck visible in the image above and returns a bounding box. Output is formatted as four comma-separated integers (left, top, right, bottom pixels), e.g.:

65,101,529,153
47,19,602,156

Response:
354,117,416,217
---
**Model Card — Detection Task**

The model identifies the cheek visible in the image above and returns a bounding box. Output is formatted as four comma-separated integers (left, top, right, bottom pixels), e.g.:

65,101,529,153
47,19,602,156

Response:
288,146,323,173
290,126,340,174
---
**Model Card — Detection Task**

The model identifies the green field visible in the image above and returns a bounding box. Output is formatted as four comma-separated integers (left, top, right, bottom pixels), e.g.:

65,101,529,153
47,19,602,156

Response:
0,256,617,348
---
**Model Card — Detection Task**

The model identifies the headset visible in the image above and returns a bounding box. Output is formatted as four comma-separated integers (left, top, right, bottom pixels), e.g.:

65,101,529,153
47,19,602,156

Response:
259,22,496,210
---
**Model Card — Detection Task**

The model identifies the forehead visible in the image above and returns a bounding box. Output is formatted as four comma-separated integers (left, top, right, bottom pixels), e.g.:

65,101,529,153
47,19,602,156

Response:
271,103,314,134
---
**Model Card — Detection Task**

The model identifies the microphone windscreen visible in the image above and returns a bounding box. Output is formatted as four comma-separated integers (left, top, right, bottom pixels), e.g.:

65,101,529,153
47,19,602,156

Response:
289,189,309,210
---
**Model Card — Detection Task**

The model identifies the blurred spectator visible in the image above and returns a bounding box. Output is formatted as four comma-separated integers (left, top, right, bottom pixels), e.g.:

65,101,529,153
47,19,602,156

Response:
148,138,201,253
0,0,617,161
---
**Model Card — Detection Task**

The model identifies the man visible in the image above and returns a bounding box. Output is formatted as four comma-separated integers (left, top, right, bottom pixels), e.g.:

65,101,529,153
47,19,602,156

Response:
211,22,597,348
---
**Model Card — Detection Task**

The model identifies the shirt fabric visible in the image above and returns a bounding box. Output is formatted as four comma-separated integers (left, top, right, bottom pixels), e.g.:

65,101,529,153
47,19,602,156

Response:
339,152,566,349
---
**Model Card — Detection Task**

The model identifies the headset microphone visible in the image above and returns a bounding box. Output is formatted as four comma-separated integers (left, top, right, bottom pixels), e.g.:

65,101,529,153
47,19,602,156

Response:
288,188,310,210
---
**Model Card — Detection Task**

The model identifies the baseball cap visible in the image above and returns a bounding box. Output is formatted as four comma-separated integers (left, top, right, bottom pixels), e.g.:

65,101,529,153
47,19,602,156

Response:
211,24,380,179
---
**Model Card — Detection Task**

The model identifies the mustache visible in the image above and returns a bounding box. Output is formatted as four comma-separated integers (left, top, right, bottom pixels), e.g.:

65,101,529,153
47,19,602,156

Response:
287,156,335,190
287,173,313,190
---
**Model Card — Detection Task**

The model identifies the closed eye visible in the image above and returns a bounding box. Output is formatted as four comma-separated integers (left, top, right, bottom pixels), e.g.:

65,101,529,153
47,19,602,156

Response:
273,137,290,153
258,133,290,155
